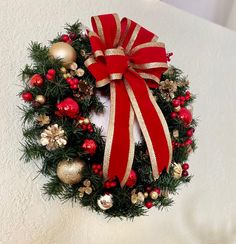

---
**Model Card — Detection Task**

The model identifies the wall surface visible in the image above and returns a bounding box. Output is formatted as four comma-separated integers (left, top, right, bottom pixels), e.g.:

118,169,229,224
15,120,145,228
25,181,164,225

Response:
1,1,236,244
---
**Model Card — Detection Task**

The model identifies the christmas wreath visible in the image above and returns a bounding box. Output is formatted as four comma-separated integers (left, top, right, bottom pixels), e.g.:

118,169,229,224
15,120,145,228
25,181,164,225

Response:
19,14,196,219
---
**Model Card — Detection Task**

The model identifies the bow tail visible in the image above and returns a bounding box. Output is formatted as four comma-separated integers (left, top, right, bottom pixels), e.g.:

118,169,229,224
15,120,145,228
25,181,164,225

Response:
103,80,135,186
124,70,172,178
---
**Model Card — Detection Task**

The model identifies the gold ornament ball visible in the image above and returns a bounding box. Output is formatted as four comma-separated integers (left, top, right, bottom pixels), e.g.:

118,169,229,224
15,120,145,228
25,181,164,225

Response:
56,158,85,185
150,191,158,200
35,95,46,104
49,42,77,68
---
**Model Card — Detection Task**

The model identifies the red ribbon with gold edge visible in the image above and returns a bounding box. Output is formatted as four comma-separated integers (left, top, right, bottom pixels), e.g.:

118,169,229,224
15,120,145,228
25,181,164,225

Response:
84,14,172,186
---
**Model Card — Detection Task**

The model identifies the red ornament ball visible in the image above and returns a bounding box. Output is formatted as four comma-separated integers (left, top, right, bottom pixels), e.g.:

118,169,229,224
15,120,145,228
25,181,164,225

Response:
56,97,79,118
30,74,44,87
178,107,192,125
22,92,33,102
82,139,97,155
125,169,137,187
182,163,189,170
145,201,153,209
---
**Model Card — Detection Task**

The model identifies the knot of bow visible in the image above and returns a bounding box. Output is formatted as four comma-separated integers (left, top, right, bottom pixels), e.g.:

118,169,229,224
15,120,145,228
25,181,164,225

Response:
85,14,172,186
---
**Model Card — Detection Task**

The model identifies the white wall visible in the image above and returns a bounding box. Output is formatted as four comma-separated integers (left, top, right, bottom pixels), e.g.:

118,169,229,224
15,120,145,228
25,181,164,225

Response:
163,0,236,29
1,1,236,244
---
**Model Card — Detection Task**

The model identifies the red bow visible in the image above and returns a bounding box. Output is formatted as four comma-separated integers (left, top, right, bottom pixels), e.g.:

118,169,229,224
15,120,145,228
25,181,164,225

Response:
85,14,172,186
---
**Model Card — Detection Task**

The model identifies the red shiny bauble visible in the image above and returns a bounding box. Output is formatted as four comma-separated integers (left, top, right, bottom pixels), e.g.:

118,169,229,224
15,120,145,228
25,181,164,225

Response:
82,139,97,155
125,169,137,187
30,74,44,87
56,97,79,118
178,107,192,125
22,92,33,102
172,99,180,107
182,163,189,170
145,201,153,209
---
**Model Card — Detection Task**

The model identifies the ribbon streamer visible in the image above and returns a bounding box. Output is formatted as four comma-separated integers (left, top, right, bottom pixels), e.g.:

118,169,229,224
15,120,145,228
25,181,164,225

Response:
85,14,172,186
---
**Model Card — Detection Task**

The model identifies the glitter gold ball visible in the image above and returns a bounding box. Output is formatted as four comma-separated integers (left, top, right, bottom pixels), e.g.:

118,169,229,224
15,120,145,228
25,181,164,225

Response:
49,42,77,68
35,95,46,104
56,158,85,185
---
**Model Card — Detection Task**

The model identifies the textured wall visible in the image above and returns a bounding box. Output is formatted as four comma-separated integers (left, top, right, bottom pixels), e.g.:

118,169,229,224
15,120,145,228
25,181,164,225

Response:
1,1,236,244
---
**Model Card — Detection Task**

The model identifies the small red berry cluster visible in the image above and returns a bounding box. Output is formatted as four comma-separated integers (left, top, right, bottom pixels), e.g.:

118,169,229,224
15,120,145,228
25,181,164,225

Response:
145,186,161,209
76,117,94,133
60,33,77,44
45,69,56,81
104,178,117,189
92,164,103,177
182,163,189,177
166,52,173,62
66,77,79,90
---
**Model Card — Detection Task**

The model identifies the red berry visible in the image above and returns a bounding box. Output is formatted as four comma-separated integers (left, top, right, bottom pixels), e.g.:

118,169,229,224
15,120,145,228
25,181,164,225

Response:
145,201,153,209
94,169,99,174
46,74,54,80
99,171,103,177
146,186,152,192
170,112,177,119
69,32,77,40
66,39,72,44
97,164,102,170
70,84,78,90
81,124,87,131
185,95,191,101
180,100,185,106
110,182,117,187
182,163,189,170
104,181,111,188
153,188,161,195
186,128,194,137
174,142,180,147
72,78,79,85
66,78,73,85
179,96,185,102
61,34,69,42
92,165,96,170
182,170,189,177
186,91,191,96
47,69,56,76
22,92,33,102
185,139,193,145
172,99,180,107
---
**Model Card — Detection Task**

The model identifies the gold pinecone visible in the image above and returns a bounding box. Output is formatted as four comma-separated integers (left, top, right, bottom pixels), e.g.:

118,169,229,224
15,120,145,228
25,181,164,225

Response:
40,124,67,151
159,79,177,101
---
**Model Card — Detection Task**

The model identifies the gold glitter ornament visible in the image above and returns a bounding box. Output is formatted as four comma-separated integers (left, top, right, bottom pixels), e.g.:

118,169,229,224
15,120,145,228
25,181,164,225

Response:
49,42,77,68
97,194,113,210
35,95,46,105
150,191,158,200
57,158,85,185
131,190,145,204
76,68,85,77
40,124,67,151
36,114,50,126
172,163,183,179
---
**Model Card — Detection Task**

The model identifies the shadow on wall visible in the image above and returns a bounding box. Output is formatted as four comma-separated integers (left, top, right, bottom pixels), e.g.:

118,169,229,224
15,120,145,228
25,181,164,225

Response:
183,195,236,244
162,0,235,27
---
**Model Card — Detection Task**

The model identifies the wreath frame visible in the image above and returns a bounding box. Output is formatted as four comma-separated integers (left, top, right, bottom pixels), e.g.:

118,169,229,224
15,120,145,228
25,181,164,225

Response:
19,21,196,219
